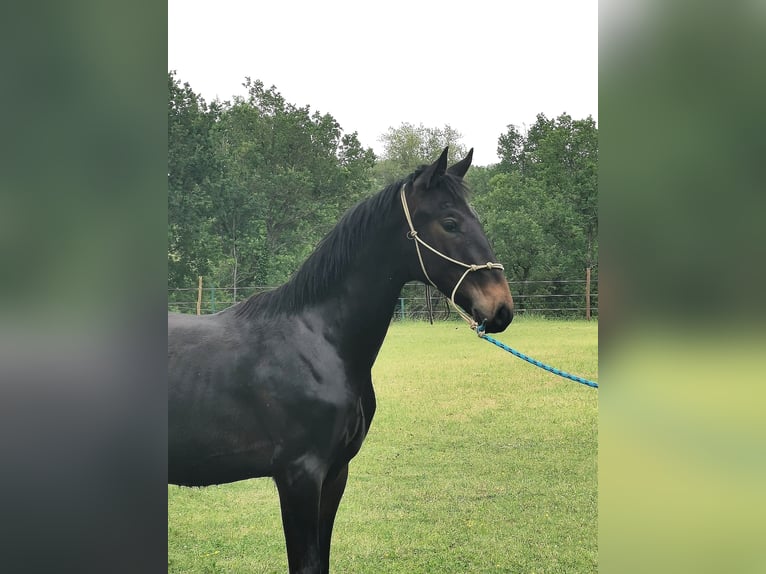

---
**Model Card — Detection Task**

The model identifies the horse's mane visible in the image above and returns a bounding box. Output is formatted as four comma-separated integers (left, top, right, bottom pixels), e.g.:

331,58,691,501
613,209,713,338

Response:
234,167,469,318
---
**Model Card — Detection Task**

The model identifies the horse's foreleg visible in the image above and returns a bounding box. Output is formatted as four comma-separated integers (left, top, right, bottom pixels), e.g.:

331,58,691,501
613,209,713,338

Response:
275,465,323,574
318,463,349,574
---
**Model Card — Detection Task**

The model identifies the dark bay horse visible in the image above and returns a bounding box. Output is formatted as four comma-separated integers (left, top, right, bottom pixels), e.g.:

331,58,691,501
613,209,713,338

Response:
168,147,514,573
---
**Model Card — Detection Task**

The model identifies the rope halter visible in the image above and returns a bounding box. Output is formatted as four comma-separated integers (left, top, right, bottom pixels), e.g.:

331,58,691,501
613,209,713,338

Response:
400,184,505,330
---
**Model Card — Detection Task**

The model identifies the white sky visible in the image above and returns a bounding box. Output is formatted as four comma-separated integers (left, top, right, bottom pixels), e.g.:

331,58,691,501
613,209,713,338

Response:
168,0,597,166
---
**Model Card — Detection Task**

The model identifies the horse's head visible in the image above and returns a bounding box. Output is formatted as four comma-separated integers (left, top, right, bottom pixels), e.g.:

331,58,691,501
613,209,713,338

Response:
402,147,514,333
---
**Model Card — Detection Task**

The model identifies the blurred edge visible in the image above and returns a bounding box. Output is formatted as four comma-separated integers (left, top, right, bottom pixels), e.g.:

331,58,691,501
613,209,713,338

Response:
0,1,167,573
600,0,766,573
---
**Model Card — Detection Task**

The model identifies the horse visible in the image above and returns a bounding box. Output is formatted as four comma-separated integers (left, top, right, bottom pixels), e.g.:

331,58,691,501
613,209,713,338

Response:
168,147,514,573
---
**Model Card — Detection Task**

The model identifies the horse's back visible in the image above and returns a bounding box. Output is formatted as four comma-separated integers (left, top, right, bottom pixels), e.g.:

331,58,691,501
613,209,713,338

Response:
168,310,231,356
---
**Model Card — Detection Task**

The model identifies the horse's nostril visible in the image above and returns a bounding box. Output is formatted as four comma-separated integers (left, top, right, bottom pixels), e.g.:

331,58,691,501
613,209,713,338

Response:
499,303,513,326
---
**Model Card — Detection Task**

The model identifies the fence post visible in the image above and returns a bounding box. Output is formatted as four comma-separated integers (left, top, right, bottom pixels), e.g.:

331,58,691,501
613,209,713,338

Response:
399,297,405,320
196,275,203,316
210,284,216,313
585,267,591,321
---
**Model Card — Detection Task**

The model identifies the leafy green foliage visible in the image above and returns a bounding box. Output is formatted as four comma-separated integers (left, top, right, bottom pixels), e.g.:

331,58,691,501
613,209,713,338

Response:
168,72,221,290
168,75,597,316
473,114,598,314
167,73,375,296
374,122,467,185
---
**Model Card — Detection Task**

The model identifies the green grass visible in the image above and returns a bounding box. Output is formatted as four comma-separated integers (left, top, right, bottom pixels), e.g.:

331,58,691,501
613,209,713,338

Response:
168,317,598,573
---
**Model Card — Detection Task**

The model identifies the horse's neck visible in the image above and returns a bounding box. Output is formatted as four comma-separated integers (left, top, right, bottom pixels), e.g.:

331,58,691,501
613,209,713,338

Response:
318,227,409,372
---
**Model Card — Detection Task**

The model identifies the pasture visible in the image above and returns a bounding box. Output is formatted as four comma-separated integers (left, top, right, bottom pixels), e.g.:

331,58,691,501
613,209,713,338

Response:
168,317,598,573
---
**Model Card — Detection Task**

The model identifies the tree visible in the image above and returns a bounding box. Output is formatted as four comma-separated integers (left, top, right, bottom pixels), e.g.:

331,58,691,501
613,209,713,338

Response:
474,113,598,314
496,123,525,173
207,78,375,290
168,75,376,300
167,71,220,290
516,114,598,271
464,164,499,198
374,123,467,185
475,172,574,279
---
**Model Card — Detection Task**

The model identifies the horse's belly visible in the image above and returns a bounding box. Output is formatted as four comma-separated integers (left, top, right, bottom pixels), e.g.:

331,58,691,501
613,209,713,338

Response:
168,429,280,486
168,450,274,487
168,415,280,486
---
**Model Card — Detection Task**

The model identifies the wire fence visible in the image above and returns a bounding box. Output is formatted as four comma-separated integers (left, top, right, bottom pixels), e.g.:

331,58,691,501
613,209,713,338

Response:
168,279,598,320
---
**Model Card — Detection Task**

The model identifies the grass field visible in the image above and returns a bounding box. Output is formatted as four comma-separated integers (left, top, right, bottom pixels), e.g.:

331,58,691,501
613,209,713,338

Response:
168,317,598,573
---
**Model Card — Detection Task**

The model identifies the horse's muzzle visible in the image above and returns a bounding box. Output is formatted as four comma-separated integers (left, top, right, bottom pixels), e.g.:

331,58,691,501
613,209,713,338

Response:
476,302,513,333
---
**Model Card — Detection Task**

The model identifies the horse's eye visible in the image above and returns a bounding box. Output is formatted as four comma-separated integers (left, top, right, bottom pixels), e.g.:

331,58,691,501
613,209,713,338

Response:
442,219,459,233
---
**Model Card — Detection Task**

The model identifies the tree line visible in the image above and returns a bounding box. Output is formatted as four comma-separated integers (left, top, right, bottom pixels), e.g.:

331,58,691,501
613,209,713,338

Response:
168,71,597,315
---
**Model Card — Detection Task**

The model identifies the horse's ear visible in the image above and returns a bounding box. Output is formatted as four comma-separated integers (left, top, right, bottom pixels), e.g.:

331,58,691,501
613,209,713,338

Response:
447,148,473,179
414,146,449,190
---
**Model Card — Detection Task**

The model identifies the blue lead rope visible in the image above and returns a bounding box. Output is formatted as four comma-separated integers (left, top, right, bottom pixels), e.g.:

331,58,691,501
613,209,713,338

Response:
476,325,598,389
